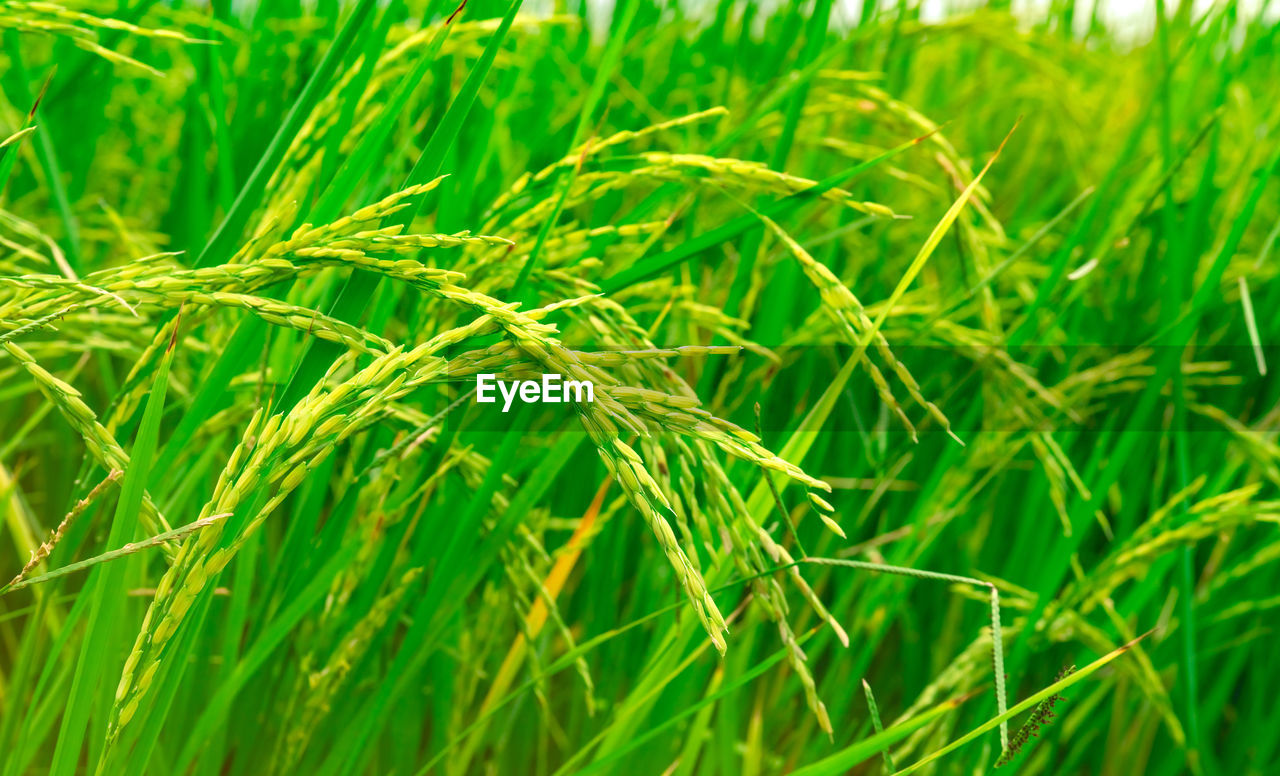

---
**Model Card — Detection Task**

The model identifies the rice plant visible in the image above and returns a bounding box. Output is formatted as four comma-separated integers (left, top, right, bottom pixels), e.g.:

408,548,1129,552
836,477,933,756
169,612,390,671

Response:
2,0,1279,774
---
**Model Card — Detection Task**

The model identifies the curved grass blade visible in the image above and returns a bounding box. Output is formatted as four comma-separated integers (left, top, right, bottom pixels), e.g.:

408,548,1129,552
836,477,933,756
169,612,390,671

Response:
789,692,973,776
1,515,223,596
569,630,811,776
891,634,1148,775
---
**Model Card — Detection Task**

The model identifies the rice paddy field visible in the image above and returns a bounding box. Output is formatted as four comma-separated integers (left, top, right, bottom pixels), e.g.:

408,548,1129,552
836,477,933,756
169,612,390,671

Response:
2,0,1279,773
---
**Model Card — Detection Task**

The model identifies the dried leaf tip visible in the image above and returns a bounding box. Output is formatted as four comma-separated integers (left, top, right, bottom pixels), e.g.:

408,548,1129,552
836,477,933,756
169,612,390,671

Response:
446,0,468,24
30,68,55,117
166,308,183,353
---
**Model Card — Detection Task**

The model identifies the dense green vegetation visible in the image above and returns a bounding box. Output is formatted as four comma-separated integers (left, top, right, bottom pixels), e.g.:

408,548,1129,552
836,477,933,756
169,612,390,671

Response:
2,0,1278,773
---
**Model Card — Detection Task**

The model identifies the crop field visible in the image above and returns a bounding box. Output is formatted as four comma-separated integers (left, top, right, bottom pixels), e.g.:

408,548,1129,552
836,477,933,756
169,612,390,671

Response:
1,0,1278,773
